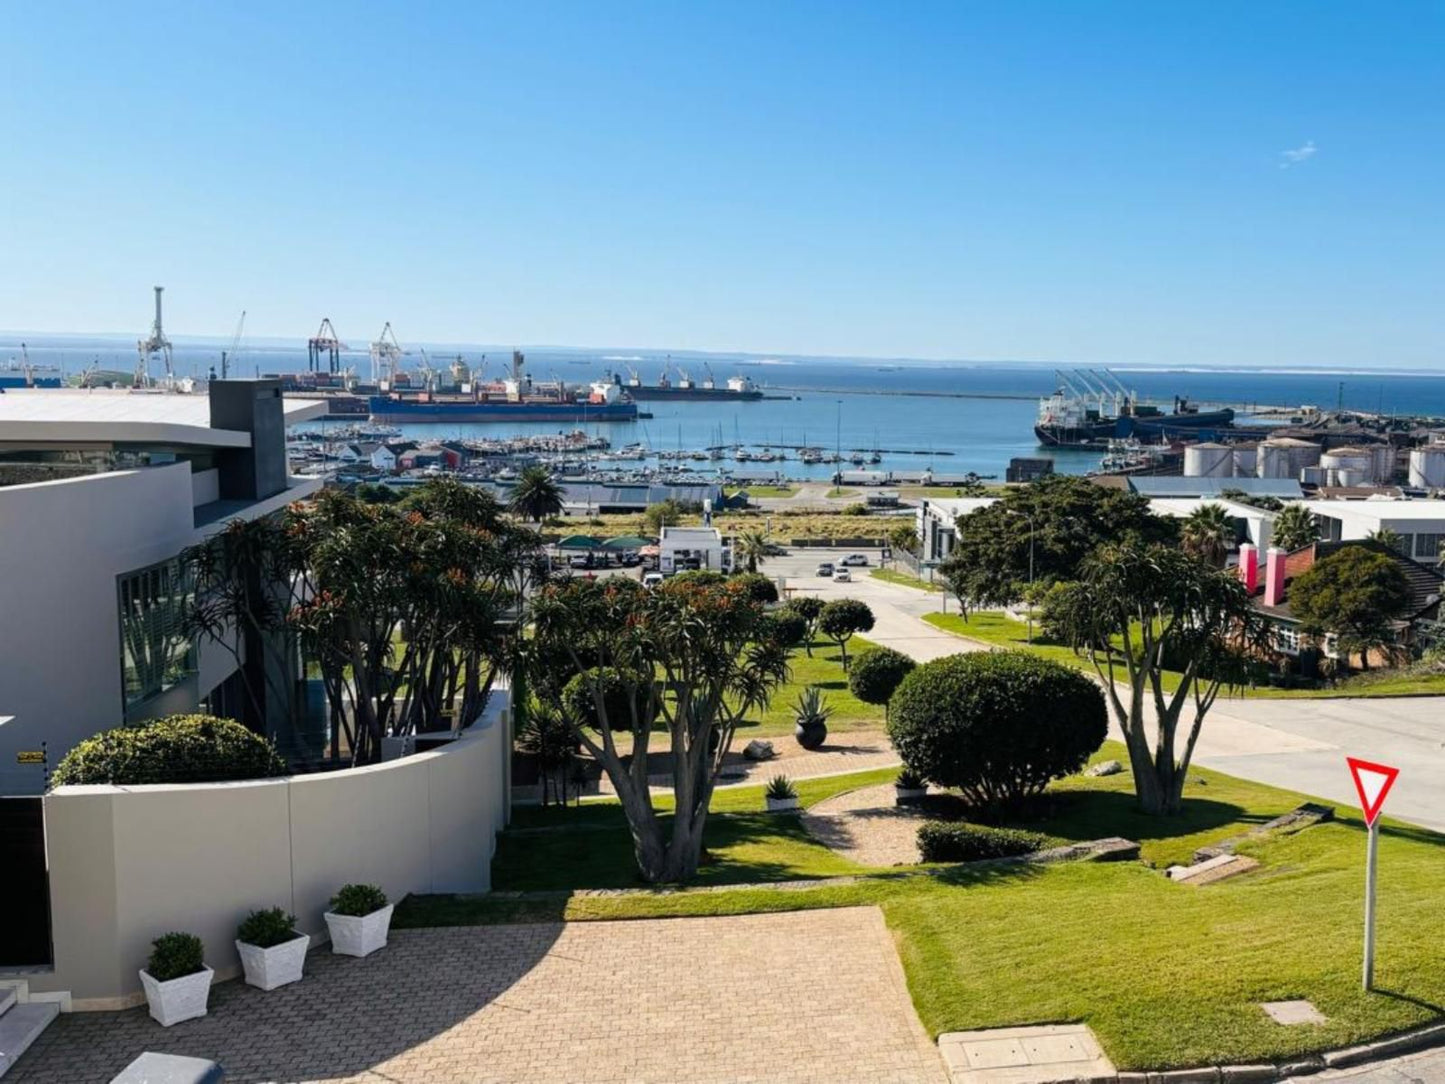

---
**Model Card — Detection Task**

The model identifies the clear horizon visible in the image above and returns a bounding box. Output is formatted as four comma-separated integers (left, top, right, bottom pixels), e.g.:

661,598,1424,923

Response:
5,3,1444,369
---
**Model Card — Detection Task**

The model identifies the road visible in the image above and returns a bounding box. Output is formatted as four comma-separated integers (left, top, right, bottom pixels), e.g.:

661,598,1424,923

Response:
766,547,1445,833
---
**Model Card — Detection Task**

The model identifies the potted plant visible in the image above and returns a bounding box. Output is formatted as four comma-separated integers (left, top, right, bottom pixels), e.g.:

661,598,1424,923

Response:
792,686,833,750
764,774,800,812
324,884,393,958
236,907,310,991
894,768,927,805
139,932,213,1027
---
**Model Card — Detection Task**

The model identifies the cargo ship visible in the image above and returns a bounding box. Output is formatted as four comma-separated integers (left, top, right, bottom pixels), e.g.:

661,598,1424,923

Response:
615,361,763,401
1034,370,1235,447
369,351,638,424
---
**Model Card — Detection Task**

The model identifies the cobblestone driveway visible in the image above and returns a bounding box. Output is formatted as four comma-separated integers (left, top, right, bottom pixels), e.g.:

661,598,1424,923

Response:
14,907,944,1084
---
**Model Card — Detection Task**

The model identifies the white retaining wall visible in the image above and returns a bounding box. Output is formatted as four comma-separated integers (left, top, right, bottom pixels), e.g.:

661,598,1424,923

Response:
38,693,510,1009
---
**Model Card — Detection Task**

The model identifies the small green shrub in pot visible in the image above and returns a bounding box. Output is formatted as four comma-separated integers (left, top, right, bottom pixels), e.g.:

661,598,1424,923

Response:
329,883,388,917
140,930,213,1026
764,775,797,800
147,932,205,982
237,907,299,949
916,822,1048,863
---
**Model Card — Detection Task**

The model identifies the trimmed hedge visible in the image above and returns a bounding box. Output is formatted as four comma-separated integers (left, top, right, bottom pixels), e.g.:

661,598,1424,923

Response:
887,651,1106,810
51,714,286,786
917,821,1049,863
847,646,916,707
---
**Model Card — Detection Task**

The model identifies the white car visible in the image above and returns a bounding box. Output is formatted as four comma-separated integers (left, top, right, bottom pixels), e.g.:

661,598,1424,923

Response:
833,568,852,583
841,553,870,567
642,572,664,588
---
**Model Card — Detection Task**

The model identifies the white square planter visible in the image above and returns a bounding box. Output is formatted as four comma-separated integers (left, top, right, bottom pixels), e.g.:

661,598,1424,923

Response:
139,966,214,1027
765,796,800,812
894,786,927,805
236,933,310,991
324,904,394,957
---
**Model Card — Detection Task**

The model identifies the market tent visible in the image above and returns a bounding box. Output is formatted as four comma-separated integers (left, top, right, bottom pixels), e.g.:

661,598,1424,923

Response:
555,534,604,550
601,535,654,551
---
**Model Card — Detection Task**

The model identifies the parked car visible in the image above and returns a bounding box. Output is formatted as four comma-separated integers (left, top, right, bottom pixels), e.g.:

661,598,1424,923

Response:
816,562,835,577
841,553,870,567
568,554,594,569
833,568,852,582
642,572,664,588
621,553,641,567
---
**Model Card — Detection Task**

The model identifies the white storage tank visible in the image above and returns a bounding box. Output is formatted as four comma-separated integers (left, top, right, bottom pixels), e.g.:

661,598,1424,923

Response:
1231,442,1258,478
1320,446,1375,484
1257,437,1321,479
1373,442,1397,485
1410,443,1445,488
1184,442,1233,478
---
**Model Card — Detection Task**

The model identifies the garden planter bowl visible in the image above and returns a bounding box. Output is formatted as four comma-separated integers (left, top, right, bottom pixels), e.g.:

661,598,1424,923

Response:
139,966,214,1027
236,933,310,990
325,904,394,957
765,796,801,813
794,720,827,750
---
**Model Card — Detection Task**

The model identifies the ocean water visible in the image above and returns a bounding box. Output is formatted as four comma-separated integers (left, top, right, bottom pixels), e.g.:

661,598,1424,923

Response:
8,336,1445,479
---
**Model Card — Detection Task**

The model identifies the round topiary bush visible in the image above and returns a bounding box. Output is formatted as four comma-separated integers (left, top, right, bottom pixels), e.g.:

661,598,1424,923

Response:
730,572,779,605
51,714,286,786
847,647,916,714
760,608,808,649
886,651,1106,811
561,667,656,733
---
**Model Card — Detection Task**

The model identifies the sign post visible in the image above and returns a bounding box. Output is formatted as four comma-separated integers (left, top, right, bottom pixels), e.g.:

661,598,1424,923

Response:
1346,756,1400,992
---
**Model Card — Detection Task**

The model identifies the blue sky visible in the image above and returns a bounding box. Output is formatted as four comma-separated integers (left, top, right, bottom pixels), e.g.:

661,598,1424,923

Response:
3,2,1443,367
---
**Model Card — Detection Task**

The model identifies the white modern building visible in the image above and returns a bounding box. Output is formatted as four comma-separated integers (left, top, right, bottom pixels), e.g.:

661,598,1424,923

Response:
658,525,732,573
1302,498,1445,567
0,383,327,794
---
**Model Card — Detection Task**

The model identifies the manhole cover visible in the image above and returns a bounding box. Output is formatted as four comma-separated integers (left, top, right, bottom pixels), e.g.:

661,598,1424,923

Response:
1261,999,1327,1025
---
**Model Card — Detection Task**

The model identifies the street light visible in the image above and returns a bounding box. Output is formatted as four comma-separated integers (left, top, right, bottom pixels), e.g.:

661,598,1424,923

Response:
1005,508,1036,643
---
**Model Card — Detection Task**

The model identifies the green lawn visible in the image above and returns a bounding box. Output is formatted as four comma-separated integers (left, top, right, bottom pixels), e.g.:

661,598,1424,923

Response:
746,636,885,736
869,567,940,591
724,484,797,499
923,611,1187,694
400,753,1445,1071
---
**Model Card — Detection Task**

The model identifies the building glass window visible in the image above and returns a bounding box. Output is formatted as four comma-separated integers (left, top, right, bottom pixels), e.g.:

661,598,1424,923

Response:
1272,625,1301,655
119,559,197,708
1413,533,1443,560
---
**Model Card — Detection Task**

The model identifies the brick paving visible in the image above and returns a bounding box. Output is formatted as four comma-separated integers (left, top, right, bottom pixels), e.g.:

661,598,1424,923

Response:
802,782,931,866
12,907,944,1084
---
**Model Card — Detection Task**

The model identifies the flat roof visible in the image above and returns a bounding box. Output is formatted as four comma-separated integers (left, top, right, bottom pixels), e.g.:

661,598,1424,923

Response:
1303,498,1445,522
1128,477,1304,498
0,389,329,448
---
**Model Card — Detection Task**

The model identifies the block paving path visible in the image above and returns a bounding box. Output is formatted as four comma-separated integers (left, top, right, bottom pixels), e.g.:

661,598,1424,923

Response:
12,907,945,1084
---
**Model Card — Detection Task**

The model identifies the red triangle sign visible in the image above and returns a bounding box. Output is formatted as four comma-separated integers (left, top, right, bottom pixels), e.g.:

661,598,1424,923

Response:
1347,757,1400,826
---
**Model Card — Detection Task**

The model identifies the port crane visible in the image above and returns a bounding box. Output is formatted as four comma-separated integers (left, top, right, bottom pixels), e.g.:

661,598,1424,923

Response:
134,286,174,389
369,323,406,385
702,362,716,390
18,342,34,387
219,311,247,380
308,318,346,374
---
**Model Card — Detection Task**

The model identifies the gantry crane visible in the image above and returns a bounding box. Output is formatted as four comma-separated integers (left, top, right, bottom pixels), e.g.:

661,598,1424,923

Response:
308,318,345,374
135,286,174,388
220,311,247,380
369,322,405,385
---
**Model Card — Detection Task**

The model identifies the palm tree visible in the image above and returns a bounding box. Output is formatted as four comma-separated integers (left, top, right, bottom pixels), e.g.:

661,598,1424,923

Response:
1271,503,1319,553
1180,503,1232,568
1367,526,1405,554
736,529,770,573
508,465,563,524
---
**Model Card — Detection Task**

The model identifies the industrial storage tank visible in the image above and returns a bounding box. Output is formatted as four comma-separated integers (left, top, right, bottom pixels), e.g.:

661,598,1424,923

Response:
1184,442,1233,478
1373,443,1397,485
1231,442,1258,477
1320,446,1376,485
1257,437,1322,479
1410,443,1445,488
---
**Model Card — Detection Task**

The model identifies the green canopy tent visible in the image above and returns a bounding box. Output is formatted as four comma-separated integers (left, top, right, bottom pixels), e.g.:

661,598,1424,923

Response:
555,534,604,551
600,535,654,551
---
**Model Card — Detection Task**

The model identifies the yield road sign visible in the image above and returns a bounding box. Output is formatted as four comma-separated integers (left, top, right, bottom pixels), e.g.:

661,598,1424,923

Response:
1346,757,1400,827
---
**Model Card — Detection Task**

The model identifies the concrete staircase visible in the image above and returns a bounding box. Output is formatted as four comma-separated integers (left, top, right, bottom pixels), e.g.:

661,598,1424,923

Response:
0,979,65,1078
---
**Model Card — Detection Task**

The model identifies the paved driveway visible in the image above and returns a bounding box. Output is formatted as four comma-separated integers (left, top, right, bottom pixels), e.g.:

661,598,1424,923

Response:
14,907,944,1084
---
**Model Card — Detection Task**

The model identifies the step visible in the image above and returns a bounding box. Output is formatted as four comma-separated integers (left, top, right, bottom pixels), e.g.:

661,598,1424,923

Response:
0,1001,60,1079
0,989,13,1019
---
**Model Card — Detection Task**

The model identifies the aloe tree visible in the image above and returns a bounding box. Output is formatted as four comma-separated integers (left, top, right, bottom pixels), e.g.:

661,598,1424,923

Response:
508,465,564,524
1180,503,1232,568
530,576,789,883
1271,503,1319,552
